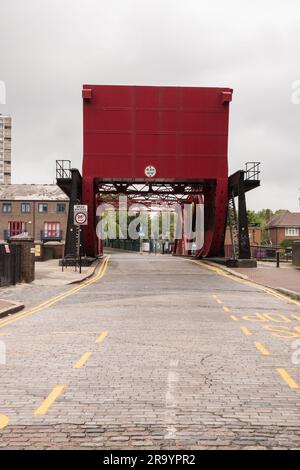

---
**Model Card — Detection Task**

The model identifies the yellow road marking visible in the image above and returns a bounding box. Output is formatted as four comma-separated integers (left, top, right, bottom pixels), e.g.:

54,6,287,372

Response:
73,352,93,369
230,315,239,321
223,306,230,313
241,326,252,336
96,331,108,344
34,384,67,416
191,260,300,307
212,294,223,304
277,368,300,390
0,256,110,331
0,414,9,430
254,342,270,356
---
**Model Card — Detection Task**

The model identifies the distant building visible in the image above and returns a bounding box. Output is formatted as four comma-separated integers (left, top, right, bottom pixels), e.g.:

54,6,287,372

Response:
224,225,262,246
224,225,262,258
0,184,69,243
0,115,12,184
267,210,300,245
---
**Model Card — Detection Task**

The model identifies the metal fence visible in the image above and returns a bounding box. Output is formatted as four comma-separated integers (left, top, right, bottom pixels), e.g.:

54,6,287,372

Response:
0,243,22,287
225,244,292,262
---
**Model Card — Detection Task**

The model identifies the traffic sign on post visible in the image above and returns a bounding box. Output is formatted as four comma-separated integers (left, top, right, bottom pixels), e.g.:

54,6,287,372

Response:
74,205,88,226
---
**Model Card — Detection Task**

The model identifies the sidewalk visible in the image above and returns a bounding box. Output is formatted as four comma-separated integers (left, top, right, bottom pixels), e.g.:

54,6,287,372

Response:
232,261,300,295
0,259,100,319
33,259,99,286
0,299,24,318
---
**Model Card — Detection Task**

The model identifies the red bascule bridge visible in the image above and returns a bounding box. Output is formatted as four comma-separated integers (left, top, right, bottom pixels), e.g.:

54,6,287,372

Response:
57,85,260,263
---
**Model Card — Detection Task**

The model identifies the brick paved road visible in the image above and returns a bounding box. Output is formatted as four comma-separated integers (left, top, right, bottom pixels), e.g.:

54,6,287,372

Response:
0,251,300,449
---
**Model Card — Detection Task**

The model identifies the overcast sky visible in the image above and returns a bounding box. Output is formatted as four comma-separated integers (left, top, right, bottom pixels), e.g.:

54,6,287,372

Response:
0,0,300,211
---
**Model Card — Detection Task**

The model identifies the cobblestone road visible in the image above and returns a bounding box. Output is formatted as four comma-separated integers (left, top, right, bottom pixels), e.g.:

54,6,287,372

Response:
0,251,300,449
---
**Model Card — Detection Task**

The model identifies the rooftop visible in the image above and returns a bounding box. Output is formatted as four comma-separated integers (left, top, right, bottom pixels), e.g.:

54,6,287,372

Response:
267,210,300,228
0,184,69,201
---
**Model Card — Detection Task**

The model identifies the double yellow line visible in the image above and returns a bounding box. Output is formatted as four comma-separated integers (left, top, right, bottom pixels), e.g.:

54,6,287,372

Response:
0,256,110,331
192,260,300,307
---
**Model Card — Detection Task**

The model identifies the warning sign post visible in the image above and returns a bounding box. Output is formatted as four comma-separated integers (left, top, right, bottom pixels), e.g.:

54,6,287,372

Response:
74,205,88,226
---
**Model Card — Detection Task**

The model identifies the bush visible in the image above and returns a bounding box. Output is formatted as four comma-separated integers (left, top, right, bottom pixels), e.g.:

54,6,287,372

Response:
280,239,297,249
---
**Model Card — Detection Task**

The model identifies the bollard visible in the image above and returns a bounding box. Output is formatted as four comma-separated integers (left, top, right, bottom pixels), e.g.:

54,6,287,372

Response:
276,251,280,268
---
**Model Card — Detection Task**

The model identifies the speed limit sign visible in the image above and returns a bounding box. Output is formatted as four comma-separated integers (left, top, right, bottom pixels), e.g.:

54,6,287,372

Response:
74,205,88,226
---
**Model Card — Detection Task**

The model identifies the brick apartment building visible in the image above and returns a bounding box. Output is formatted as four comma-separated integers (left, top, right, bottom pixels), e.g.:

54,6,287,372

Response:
0,114,12,184
267,210,300,245
224,225,262,246
0,184,69,243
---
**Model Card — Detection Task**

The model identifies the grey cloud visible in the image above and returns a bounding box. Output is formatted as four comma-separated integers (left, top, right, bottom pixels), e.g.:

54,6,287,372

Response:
0,0,300,210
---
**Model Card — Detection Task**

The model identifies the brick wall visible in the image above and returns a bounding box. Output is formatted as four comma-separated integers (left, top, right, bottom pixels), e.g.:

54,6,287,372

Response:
0,200,69,242
224,226,262,246
268,227,300,245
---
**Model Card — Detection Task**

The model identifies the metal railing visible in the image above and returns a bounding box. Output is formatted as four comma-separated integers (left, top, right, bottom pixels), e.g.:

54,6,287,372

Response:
3,230,29,241
225,244,292,262
245,162,261,181
56,160,71,179
40,230,63,241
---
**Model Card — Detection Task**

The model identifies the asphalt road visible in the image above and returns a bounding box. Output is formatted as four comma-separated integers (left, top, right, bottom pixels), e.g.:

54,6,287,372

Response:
0,251,300,449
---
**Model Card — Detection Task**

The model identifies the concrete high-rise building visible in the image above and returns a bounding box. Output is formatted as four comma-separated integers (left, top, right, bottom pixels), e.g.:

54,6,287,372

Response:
0,114,12,184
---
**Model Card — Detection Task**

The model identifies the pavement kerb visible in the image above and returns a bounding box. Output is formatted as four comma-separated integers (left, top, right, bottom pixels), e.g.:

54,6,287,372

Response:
201,260,249,280
275,287,300,302
0,259,103,321
67,259,102,285
201,259,300,303
0,301,25,319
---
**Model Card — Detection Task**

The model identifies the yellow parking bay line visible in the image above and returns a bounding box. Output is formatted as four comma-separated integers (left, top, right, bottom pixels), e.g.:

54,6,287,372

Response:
255,342,270,356
223,306,230,313
0,414,9,430
277,368,300,390
73,352,93,369
241,326,252,336
34,384,67,416
96,331,108,344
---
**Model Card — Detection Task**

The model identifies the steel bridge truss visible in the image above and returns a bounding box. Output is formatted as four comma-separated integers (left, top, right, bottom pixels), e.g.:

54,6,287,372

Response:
96,181,204,209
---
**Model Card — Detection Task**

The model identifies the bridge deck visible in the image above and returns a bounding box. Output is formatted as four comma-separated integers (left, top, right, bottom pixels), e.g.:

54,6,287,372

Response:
0,251,299,449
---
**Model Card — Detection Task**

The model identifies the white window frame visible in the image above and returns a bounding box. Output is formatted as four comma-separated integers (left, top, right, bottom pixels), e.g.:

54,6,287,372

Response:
285,227,299,237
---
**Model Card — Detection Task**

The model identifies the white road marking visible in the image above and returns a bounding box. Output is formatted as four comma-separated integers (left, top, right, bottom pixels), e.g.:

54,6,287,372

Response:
164,359,179,440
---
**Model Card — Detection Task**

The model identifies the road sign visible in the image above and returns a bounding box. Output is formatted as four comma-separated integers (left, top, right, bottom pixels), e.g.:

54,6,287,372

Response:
145,165,156,178
74,205,88,226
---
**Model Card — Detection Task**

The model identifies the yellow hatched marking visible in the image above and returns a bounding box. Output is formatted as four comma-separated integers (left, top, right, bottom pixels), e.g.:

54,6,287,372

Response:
277,368,300,390
241,326,252,336
254,342,270,356
223,306,230,313
230,315,239,321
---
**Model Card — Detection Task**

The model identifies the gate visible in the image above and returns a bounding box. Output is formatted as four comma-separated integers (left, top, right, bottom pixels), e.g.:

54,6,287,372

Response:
0,243,22,287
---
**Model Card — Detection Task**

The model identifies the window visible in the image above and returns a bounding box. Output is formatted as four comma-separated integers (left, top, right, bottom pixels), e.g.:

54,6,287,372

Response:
21,203,31,213
57,203,66,213
42,222,61,240
9,221,28,237
285,227,299,237
38,203,48,213
2,203,12,213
